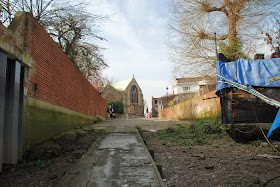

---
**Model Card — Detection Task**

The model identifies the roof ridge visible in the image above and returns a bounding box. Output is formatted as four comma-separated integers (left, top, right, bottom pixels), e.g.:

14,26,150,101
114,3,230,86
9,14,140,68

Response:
111,77,133,91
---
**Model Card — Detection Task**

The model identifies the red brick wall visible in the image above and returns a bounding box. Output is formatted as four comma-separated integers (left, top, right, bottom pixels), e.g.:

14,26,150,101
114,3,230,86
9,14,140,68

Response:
23,13,106,118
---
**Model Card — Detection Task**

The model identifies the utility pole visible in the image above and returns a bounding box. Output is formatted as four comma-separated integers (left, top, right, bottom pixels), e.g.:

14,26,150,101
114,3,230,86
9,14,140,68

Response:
215,32,218,61
166,86,168,108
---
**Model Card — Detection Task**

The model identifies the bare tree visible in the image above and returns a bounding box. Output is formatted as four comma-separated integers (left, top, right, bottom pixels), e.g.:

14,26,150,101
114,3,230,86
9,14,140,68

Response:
261,15,280,52
41,4,109,89
76,42,108,87
41,8,106,61
0,0,109,89
169,0,280,76
0,0,54,24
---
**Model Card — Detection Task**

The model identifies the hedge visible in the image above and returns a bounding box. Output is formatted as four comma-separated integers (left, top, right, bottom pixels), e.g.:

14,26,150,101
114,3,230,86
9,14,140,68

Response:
107,101,124,114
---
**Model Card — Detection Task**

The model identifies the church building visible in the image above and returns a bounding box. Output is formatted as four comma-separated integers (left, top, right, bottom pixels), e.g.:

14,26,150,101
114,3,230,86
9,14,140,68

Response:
101,76,144,117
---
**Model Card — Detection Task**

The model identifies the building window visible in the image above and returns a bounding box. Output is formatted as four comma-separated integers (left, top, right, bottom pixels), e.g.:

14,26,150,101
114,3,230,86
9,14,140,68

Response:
155,100,157,104
183,86,190,91
131,85,138,103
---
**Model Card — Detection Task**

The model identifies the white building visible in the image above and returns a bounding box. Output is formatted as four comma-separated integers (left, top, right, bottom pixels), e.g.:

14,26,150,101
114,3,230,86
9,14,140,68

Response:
173,75,217,96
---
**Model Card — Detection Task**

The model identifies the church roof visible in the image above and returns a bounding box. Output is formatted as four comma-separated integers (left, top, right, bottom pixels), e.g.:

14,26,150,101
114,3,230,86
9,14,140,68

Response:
111,78,133,91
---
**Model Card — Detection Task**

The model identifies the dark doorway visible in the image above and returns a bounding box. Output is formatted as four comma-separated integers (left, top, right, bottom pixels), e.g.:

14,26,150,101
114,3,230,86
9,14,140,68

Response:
0,51,25,171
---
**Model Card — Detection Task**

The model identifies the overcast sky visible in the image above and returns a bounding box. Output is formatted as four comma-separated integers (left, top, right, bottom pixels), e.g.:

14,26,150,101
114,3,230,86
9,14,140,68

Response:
96,0,173,109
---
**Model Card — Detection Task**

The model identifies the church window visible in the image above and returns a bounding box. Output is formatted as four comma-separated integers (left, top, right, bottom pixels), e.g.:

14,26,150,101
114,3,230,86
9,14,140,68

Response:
131,85,138,103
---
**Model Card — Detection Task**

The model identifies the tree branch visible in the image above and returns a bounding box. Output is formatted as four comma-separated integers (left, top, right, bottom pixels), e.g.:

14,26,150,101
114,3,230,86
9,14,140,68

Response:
200,1,228,16
197,32,228,41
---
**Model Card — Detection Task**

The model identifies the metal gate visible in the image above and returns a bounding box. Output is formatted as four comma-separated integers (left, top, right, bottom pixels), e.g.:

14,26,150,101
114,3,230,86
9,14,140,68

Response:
0,50,26,171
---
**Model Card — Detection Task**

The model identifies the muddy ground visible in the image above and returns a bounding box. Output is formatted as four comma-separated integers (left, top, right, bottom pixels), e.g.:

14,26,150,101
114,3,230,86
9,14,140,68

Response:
0,131,104,187
142,131,280,187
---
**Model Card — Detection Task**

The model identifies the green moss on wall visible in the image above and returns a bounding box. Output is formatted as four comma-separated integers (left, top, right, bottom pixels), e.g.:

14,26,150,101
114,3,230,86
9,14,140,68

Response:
23,97,97,150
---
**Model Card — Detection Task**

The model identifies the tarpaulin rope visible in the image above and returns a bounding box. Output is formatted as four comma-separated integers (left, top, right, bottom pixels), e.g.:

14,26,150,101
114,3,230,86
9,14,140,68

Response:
217,73,280,139
217,74,280,108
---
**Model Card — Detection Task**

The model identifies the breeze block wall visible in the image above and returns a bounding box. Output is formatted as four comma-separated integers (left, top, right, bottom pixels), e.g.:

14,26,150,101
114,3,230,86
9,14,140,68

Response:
8,12,107,149
159,91,221,121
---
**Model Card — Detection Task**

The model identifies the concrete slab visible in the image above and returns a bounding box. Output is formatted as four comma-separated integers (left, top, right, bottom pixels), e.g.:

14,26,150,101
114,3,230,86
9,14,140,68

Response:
99,134,138,149
57,119,166,187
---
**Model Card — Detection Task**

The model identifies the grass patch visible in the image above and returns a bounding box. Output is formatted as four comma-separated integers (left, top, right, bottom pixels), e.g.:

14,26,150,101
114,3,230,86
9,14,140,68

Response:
10,168,24,176
6,159,51,177
36,160,51,168
228,141,241,147
135,126,142,132
156,120,225,146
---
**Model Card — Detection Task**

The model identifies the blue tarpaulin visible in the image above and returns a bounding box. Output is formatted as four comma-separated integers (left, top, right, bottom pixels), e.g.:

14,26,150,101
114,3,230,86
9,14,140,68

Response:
216,58,280,93
216,58,280,138
267,109,280,138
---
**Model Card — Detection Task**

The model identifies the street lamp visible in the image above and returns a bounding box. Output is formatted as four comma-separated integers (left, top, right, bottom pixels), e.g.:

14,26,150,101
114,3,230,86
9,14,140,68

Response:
166,86,168,107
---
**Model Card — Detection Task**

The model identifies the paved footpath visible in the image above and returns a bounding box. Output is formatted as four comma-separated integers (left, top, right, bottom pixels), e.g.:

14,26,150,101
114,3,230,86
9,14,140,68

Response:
56,118,182,187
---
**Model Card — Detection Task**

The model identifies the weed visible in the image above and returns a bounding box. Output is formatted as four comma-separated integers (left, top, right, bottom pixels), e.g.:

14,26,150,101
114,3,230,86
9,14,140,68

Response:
36,160,50,168
14,171,23,176
256,140,263,146
176,124,187,129
228,141,240,147
95,116,103,123
59,151,71,158
135,126,142,132
180,140,193,146
166,127,176,133
166,143,175,147
156,120,225,147
10,167,24,176
23,161,34,167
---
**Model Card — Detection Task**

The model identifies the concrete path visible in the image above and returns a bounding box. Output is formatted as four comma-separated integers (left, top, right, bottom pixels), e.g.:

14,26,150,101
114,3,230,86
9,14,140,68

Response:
56,118,183,187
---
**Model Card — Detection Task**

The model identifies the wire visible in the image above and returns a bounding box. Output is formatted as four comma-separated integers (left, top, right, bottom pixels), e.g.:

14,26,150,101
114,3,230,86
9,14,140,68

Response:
250,98,280,154
259,125,280,154
217,74,280,108
218,73,280,153
233,125,259,134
